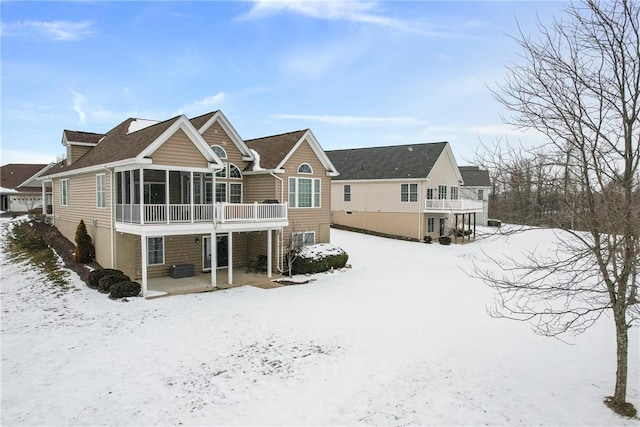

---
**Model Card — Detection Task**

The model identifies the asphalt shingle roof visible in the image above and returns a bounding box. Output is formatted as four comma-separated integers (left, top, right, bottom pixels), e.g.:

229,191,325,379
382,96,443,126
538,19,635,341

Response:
47,116,181,175
189,111,219,131
459,166,491,187
63,130,105,144
245,130,308,170
326,142,448,180
1,163,49,191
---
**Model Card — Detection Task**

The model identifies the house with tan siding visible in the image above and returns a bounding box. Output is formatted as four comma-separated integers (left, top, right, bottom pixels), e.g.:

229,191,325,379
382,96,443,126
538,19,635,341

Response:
326,142,489,241
39,110,338,296
1,163,54,214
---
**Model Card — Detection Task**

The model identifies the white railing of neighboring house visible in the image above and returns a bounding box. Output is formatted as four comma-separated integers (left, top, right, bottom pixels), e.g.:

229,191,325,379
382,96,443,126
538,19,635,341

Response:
116,202,287,224
424,199,484,211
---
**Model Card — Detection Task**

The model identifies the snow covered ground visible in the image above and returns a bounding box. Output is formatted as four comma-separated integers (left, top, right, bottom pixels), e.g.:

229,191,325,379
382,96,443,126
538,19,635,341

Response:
1,218,638,426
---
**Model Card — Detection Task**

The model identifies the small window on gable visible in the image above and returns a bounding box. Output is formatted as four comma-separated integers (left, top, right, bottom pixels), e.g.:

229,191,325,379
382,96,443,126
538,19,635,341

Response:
211,145,227,159
229,164,242,179
298,163,313,174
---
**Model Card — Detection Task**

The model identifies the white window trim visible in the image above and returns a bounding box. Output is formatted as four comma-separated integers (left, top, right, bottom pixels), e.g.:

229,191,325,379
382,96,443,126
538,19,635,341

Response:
292,231,316,248
96,173,106,208
211,145,227,159
229,182,243,203
297,163,313,174
401,183,417,202
228,163,242,179
60,179,69,206
215,182,227,203
344,184,351,202
451,186,459,200
288,177,321,208
147,236,164,266
438,185,447,200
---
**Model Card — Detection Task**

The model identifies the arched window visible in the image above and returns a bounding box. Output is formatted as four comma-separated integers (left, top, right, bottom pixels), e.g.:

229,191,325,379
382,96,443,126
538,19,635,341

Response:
229,164,242,179
211,145,227,159
298,163,313,174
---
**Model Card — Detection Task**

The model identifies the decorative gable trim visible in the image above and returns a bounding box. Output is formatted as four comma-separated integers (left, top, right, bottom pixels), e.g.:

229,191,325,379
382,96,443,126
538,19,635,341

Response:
196,111,254,161
137,116,224,170
276,130,339,177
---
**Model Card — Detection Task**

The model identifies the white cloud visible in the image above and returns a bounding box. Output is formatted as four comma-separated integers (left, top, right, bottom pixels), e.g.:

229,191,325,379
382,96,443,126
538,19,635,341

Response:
177,93,225,116
70,90,87,124
1,20,95,41
242,1,440,36
271,114,425,126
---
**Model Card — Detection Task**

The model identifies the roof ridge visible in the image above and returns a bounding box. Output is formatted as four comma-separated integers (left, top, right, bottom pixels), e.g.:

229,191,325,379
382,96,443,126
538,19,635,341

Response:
326,141,448,152
245,129,307,143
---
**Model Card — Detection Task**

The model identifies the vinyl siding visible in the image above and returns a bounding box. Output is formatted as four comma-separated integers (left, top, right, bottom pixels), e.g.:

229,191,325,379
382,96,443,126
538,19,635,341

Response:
281,138,331,247
151,129,209,168
331,179,424,213
332,211,450,240
244,175,278,203
52,172,113,267
201,121,246,166
70,145,93,164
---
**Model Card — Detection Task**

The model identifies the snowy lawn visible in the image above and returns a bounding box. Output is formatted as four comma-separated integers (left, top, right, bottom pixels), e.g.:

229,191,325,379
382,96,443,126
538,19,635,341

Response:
1,220,638,426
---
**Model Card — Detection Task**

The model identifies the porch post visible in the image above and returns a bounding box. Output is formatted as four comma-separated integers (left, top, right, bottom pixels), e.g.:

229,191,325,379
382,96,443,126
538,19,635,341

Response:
267,229,272,278
211,231,217,288
166,170,170,224
455,214,459,243
141,235,148,297
190,171,194,223
473,213,477,240
139,168,144,225
41,182,46,214
227,231,233,285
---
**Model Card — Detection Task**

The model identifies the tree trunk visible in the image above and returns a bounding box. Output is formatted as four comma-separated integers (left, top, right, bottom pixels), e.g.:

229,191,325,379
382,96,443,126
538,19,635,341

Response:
613,307,628,404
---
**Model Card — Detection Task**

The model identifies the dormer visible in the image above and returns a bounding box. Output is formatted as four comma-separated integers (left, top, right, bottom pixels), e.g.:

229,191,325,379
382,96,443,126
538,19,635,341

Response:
61,130,104,165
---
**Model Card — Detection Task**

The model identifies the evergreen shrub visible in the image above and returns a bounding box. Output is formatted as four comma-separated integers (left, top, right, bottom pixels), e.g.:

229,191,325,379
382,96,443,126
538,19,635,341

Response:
98,274,130,293
109,281,141,299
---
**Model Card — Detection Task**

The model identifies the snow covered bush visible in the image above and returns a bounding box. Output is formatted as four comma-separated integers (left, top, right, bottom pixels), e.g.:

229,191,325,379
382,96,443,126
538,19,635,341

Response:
98,274,130,294
291,243,348,275
109,281,141,299
88,269,125,289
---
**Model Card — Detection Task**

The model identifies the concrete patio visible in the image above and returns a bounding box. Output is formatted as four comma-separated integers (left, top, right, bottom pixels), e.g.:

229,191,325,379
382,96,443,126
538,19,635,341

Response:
146,268,286,298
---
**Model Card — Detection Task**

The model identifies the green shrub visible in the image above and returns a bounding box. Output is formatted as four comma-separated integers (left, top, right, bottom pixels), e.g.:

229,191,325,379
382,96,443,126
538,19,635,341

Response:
88,268,124,289
10,221,48,252
291,244,349,275
74,220,95,263
109,281,141,299
98,274,130,294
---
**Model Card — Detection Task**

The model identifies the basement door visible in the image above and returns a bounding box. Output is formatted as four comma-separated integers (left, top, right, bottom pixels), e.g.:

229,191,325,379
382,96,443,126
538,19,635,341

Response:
203,235,229,270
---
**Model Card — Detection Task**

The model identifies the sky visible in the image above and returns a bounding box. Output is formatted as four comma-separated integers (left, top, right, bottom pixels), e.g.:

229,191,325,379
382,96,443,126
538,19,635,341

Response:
0,1,566,166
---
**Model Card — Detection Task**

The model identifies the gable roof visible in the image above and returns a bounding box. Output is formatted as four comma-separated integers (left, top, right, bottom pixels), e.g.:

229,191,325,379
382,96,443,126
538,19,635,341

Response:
326,142,449,181
191,110,254,161
245,129,338,175
189,111,218,131
62,130,104,145
245,130,308,170
1,163,50,191
44,115,226,179
459,166,491,187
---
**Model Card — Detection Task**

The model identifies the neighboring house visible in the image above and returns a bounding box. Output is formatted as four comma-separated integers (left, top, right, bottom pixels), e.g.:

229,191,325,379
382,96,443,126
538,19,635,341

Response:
459,166,492,226
326,142,489,241
39,110,338,295
0,163,54,214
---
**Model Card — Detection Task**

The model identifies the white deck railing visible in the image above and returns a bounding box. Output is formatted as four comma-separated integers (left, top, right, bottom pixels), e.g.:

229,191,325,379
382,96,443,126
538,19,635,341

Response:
116,202,287,224
424,199,484,211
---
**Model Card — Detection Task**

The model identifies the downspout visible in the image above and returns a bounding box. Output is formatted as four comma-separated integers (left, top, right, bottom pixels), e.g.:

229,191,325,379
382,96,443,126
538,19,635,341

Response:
270,170,285,273
106,166,115,268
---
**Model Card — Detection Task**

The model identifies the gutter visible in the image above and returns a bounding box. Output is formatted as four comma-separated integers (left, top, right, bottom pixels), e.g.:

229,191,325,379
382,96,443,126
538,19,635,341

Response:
270,170,286,273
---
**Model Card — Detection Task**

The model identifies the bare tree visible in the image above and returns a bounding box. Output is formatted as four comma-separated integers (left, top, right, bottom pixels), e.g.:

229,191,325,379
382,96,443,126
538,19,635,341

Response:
475,0,639,416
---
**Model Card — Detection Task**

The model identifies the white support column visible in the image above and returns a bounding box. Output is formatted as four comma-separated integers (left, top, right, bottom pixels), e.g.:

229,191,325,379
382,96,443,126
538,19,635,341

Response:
267,229,272,278
139,168,145,225
211,231,217,288
141,235,148,297
41,182,46,214
190,171,194,223
165,170,170,224
227,232,233,285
